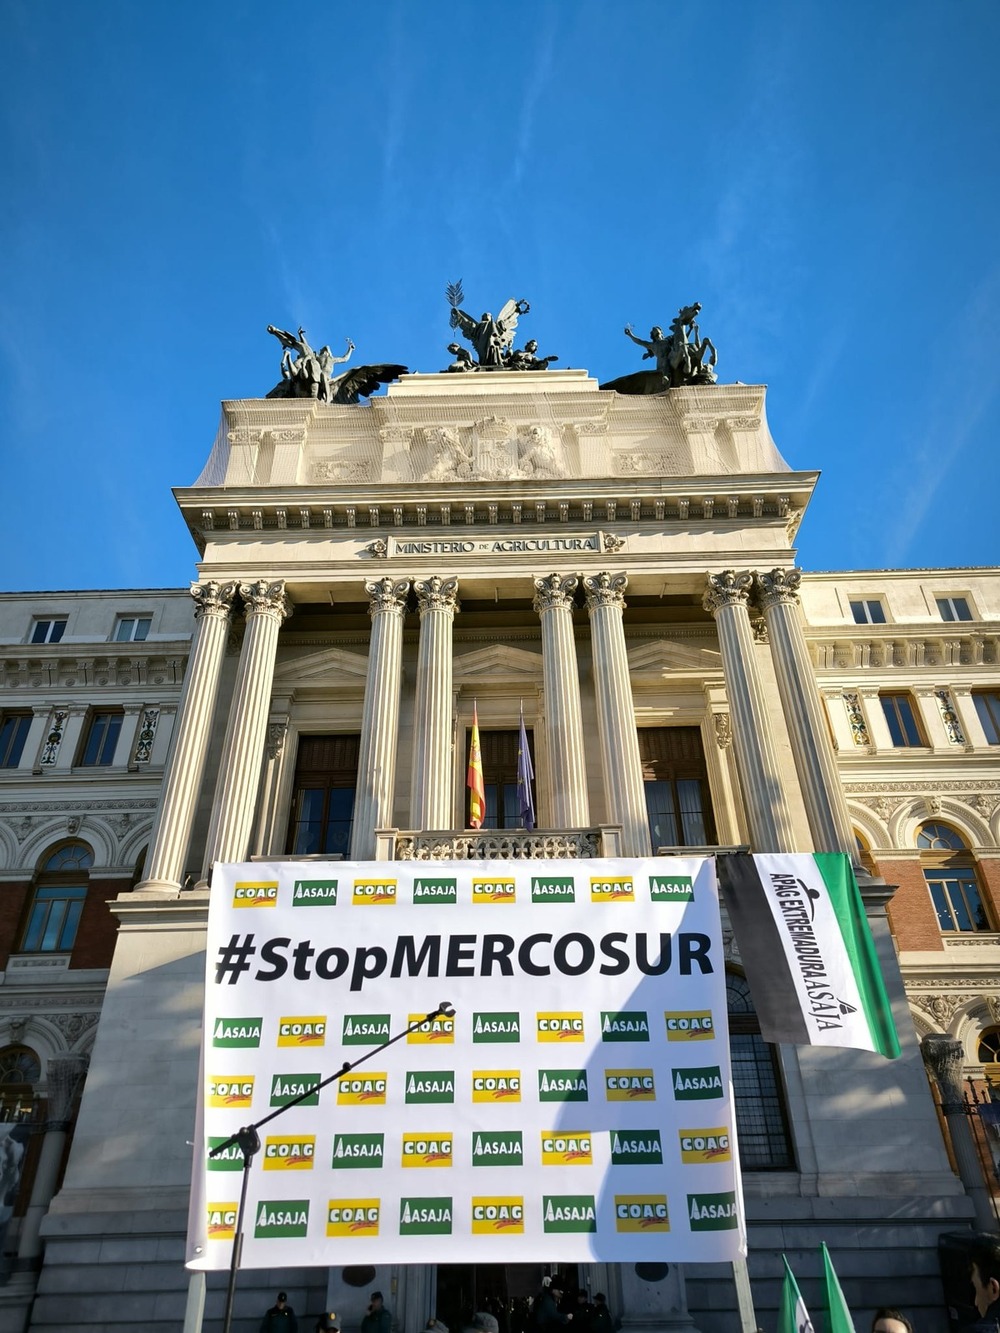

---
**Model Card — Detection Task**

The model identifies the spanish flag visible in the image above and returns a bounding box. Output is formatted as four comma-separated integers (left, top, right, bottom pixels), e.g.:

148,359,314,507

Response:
467,702,486,829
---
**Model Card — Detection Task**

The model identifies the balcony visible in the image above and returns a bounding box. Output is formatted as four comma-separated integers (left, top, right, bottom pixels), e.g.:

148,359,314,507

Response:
374,826,624,861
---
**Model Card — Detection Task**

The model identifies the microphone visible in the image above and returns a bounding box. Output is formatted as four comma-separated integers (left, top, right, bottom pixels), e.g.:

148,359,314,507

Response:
436,1000,456,1018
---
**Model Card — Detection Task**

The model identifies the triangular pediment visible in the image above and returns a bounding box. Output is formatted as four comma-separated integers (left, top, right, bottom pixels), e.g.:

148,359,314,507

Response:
273,644,369,683
453,644,543,681
627,639,722,677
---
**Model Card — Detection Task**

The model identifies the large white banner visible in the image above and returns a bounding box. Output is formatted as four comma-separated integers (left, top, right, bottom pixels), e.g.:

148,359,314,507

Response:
187,858,745,1269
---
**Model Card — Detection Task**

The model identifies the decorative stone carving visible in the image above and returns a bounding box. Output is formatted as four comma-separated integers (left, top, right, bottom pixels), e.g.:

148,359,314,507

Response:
366,577,410,617
265,722,288,761
921,1033,966,1112
755,567,803,609
843,692,871,747
50,1012,99,1044
66,816,80,835
751,618,769,645
395,829,602,861
39,710,68,766
132,709,159,764
582,572,628,610
413,576,459,615
421,427,473,482
702,570,753,615
8,1017,27,1044
519,425,566,478
602,533,626,553
190,580,238,621
45,1053,90,1126
365,539,388,558
239,580,291,623
614,451,674,476
311,460,374,483
936,690,966,744
714,713,733,749
532,574,579,613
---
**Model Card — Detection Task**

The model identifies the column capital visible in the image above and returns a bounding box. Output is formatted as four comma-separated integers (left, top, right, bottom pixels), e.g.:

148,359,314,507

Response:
366,576,410,617
190,580,238,620
920,1033,966,1110
533,573,578,613
582,571,627,611
239,579,292,622
756,567,803,609
413,575,459,614
702,569,753,616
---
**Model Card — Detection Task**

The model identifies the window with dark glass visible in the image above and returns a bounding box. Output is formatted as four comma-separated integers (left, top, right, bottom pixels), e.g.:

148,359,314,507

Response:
880,693,925,747
287,734,360,856
849,599,886,625
974,692,1000,745
918,822,991,933
477,729,536,830
727,971,794,1170
114,616,151,642
30,618,66,644
79,711,123,766
0,713,31,768
20,843,93,954
936,596,973,622
639,727,716,849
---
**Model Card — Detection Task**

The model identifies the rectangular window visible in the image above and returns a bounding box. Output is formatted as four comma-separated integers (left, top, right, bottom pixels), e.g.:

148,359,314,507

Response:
287,734,359,857
20,886,87,952
639,727,716,849
0,713,31,769
849,599,887,625
30,618,66,644
925,867,990,932
974,692,1000,746
880,693,925,747
936,596,973,622
473,730,536,830
114,616,151,643
80,711,123,767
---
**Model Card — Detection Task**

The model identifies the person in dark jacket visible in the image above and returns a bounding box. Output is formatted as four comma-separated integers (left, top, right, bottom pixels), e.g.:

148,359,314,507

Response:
362,1291,392,1333
968,1237,1000,1332
261,1292,298,1333
589,1295,613,1333
531,1281,571,1330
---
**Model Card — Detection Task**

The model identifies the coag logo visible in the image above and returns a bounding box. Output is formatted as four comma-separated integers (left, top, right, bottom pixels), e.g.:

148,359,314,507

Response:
541,1133,592,1166
413,878,457,905
269,1073,320,1108
326,1200,380,1237
589,876,634,902
536,1012,584,1042
277,1017,327,1047
672,1066,724,1101
543,1195,597,1233
292,879,338,907
232,881,277,908
342,1014,390,1045
473,1012,520,1043
679,1129,731,1165
601,1011,649,1042
472,1131,523,1166
207,1203,237,1240
605,1069,656,1101
263,1135,315,1170
531,876,575,904
207,1138,244,1171
402,1133,453,1167
610,1130,663,1165
212,1017,262,1049
352,878,396,905
665,1011,715,1041
331,1133,384,1169
207,1076,253,1109
649,874,694,903
400,1197,453,1235
471,1197,524,1234
615,1195,670,1232
407,1013,455,1044
254,1199,309,1238
687,1190,739,1231
537,1070,589,1102
472,1071,521,1103
472,878,516,904
405,1071,455,1104
337,1075,387,1105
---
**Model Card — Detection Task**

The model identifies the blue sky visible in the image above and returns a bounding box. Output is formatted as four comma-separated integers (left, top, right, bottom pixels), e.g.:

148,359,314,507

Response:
2,1,998,591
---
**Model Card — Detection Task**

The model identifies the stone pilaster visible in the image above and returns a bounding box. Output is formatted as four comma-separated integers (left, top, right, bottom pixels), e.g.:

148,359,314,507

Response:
136,581,237,895
533,573,590,829
351,577,411,857
921,1034,997,1232
702,570,794,853
756,568,857,859
583,572,650,856
410,576,459,831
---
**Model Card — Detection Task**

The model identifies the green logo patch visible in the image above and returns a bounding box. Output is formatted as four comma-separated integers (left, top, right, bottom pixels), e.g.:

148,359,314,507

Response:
609,1130,663,1164
537,1069,589,1102
331,1133,384,1168
399,1197,453,1235
672,1066,724,1100
405,1070,455,1103
207,1137,244,1171
212,1017,262,1049
649,874,694,902
254,1199,309,1238
687,1191,739,1231
413,877,457,904
473,1012,520,1043
531,876,575,903
542,1195,597,1232
472,1131,523,1165
270,1072,320,1107
292,879,338,906
600,1011,650,1041
342,1014,390,1045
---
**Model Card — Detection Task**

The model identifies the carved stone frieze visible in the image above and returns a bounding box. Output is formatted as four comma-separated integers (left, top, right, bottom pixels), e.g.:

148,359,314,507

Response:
311,460,375,483
0,800,157,814
936,690,966,745
614,451,675,476
132,708,159,765
39,710,68,766
844,780,1000,796
714,713,733,749
50,1012,99,1044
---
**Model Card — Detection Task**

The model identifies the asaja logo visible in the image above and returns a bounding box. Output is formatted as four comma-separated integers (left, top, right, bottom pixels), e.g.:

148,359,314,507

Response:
207,1203,237,1240
610,1130,663,1165
531,876,575,903
207,1138,244,1171
472,1071,521,1103
407,1013,455,1044
402,1133,453,1167
601,1011,650,1042
473,1012,520,1043
541,1133,592,1166
263,1135,315,1170
212,1017,262,1049
254,1199,309,1238
331,1133,384,1169
413,877,457,904
343,1014,390,1045
649,873,694,902
337,1074,387,1106
605,1069,656,1101
292,879,338,906
400,1197,453,1235
543,1195,597,1233
269,1073,320,1108
472,877,516,904
232,881,277,908
538,1070,589,1102
208,1076,253,1109
687,1190,739,1231
672,1066,724,1101
615,1195,670,1233
536,1012,584,1042
472,1131,523,1166
352,878,396,905
590,875,634,902
326,1200,380,1237
405,1071,455,1104
472,1197,524,1234
665,1011,715,1041
679,1129,731,1165
277,1017,326,1047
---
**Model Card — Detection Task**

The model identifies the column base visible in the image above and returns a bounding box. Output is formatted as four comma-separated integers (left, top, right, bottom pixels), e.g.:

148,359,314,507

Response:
132,878,183,898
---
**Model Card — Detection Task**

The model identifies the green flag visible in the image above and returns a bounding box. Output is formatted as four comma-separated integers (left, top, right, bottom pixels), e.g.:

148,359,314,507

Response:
821,1242,856,1333
779,1256,815,1333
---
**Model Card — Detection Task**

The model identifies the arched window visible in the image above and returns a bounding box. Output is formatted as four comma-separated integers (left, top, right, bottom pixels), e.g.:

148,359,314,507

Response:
20,841,93,953
978,1028,1000,1064
726,971,794,1170
918,823,990,933
0,1044,40,1121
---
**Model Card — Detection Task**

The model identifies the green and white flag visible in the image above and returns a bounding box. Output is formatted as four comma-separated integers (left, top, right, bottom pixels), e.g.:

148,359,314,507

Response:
718,854,900,1058
821,1242,856,1333
778,1255,814,1333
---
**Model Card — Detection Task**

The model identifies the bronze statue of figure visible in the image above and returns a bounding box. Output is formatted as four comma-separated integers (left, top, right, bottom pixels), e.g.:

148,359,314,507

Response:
508,339,559,372
621,303,718,390
265,324,406,405
445,279,529,369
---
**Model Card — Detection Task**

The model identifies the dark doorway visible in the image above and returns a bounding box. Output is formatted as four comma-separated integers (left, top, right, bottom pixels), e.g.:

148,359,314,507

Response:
435,1265,578,1333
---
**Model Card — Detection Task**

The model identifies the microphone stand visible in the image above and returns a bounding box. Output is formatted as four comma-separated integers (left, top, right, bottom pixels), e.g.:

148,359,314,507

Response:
208,1001,456,1333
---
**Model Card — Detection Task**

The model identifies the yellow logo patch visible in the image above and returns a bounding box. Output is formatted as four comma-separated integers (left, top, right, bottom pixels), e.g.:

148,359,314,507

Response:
207,1203,238,1240
232,881,278,908
277,1017,327,1047
664,1011,715,1041
402,1133,453,1167
326,1200,380,1236
615,1195,670,1232
352,879,397,905
407,1014,455,1044
589,876,634,902
207,1076,254,1109
471,1197,525,1234
472,878,516,903
605,1069,656,1101
263,1135,316,1170
536,1012,584,1042
540,1132,593,1166
337,1074,387,1105
472,1071,521,1103
678,1129,731,1164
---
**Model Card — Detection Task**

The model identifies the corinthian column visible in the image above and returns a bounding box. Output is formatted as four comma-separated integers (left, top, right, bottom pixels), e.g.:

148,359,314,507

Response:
136,581,237,894
533,574,590,828
756,568,857,859
583,572,650,856
201,580,291,877
702,570,794,852
410,576,459,830
351,577,411,858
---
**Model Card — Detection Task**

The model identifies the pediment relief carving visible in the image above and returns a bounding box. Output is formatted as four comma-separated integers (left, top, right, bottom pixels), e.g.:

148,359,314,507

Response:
453,644,543,681
627,639,722,676
273,645,369,684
